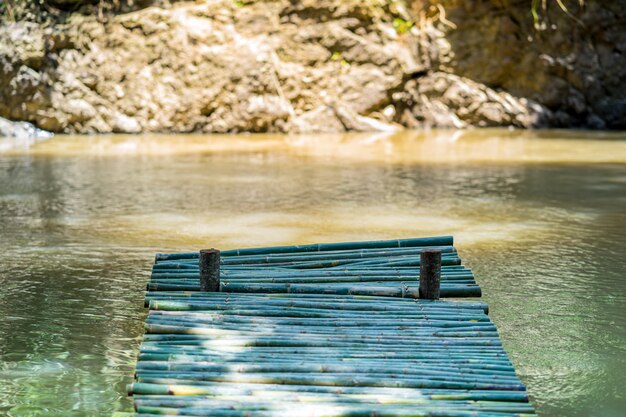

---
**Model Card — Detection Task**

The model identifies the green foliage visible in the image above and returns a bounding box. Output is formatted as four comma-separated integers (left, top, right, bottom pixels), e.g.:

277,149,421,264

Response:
0,0,14,21
392,16,413,33
531,0,585,28
0,0,31,21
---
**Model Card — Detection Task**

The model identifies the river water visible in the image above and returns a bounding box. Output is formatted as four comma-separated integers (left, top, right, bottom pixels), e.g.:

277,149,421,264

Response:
0,129,625,417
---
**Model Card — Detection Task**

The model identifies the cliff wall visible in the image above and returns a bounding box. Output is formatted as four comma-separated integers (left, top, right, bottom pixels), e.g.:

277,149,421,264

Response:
0,0,624,134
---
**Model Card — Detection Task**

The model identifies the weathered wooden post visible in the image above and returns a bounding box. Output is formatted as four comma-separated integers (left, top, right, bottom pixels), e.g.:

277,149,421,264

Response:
199,249,220,292
419,249,441,299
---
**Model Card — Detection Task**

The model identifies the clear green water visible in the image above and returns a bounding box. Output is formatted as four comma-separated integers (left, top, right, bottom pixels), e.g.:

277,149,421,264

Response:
0,130,625,417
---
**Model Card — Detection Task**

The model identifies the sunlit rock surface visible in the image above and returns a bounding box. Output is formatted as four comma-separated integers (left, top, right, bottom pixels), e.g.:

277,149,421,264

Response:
0,0,624,133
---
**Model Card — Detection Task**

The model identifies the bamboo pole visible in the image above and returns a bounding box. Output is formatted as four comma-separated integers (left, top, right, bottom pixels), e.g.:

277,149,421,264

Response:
128,382,530,401
146,283,481,298
155,236,454,261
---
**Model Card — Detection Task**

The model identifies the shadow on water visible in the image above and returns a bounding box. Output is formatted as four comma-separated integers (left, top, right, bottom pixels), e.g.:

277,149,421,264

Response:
0,129,625,416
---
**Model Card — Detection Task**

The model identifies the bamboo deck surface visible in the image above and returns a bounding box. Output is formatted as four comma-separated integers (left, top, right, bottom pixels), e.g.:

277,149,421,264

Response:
150,237,479,298
125,236,536,416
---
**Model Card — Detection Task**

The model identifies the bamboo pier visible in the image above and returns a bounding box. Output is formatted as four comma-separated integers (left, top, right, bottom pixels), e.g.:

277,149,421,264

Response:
121,236,536,417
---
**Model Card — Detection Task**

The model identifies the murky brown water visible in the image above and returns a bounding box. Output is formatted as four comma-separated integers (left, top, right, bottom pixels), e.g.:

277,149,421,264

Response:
1,129,625,416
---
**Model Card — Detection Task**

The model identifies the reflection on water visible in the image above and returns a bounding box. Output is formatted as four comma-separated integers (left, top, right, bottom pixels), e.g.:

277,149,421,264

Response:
0,130,625,416
3,129,626,164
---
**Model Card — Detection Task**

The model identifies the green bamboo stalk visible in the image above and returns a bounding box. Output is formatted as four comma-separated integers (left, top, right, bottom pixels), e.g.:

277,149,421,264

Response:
146,311,494,323
143,319,498,333
138,348,511,361
133,363,519,381
143,299,487,314
131,372,524,390
137,349,511,358
145,283,481,298
143,304,489,319
143,292,486,305
154,253,460,269
132,397,535,410
141,329,501,341
145,300,490,312
133,394,531,405
142,294,489,312
153,265,470,272
143,319,496,330
137,343,510,353
146,302,489,318
139,339,504,350
134,405,535,417
140,336,504,346
145,316,496,328
143,321,498,335
136,355,513,370
155,236,454,261
127,382,530,402
133,397,535,412
144,314,496,327
150,272,475,279
144,296,486,313
135,361,516,376
149,277,476,285
133,371,519,387
216,246,458,265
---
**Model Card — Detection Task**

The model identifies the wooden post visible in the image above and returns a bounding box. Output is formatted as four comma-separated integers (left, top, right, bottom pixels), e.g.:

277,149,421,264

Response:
199,249,220,292
419,249,441,300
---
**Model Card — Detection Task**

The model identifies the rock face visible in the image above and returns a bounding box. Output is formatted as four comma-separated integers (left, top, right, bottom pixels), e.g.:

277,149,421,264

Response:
0,0,623,133
427,0,626,129
0,116,53,139
0,116,53,153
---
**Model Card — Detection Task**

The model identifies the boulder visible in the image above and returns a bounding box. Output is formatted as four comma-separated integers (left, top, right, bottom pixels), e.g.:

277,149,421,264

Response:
0,116,53,140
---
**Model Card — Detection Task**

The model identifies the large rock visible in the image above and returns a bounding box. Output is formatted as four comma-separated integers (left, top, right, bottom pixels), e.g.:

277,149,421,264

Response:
421,0,626,129
401,72,549,128
289,106,344,133
0,116,53,140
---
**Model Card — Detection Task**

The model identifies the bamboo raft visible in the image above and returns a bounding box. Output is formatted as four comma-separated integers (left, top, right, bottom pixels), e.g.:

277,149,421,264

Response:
122,236,536,417
149,236,480,298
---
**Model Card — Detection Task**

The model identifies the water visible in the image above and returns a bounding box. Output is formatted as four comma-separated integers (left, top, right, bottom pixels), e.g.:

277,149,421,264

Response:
0,129,625,417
